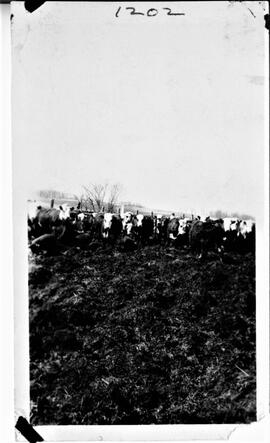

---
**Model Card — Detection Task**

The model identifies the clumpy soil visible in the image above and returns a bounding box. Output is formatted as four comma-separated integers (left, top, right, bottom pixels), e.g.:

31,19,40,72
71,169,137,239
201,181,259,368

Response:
29,245,256,425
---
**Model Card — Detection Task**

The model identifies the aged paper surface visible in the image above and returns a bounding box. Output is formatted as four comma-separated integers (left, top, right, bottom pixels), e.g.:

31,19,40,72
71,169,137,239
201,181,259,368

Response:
9,1,269,441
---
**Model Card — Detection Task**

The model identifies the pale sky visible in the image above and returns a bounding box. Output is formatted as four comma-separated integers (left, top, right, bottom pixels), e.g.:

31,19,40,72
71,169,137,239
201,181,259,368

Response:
12,1,267,216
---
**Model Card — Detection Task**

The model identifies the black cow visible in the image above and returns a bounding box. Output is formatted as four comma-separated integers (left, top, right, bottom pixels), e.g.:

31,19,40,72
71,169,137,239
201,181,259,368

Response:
135,215,154,245
189,219,224,258
155,216,169,244
175,218,192,248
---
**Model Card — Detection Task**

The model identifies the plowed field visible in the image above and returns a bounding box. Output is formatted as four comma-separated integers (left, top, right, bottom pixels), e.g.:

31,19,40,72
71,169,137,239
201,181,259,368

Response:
29,245,256,425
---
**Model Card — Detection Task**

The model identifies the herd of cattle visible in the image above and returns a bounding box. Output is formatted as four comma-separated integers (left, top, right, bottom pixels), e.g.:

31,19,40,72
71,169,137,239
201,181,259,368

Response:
27,203,255,257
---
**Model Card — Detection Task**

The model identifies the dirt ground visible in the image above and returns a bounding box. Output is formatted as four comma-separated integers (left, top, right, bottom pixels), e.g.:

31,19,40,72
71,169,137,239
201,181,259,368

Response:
29,244,256,425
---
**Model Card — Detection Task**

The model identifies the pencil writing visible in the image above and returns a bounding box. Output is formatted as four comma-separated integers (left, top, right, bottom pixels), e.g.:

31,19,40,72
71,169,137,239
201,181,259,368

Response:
115,6,185,18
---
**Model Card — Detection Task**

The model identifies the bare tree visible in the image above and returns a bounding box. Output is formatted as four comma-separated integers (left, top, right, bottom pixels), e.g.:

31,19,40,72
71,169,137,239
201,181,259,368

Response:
74,194,88,211
81,183,122,213
82,183,108,212
107,183,122,213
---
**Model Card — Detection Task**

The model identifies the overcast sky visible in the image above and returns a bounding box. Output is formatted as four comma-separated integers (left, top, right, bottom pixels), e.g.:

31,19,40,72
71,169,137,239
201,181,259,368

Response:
12,1,266,216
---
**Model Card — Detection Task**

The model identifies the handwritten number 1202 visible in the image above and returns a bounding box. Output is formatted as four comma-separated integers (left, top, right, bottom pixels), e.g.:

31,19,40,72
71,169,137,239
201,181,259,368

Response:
115,6,185,18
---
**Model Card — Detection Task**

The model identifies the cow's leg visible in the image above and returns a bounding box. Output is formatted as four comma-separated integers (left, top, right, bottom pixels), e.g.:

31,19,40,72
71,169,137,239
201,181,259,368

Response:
198,240,207,260
57,224,66,240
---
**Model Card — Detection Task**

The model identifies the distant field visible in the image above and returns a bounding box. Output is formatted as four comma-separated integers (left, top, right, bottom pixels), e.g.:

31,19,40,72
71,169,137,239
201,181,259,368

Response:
28,198,79,209
28,198,184,217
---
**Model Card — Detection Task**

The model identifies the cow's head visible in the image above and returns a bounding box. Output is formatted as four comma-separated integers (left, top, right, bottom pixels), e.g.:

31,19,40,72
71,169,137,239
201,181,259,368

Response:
178,219,187,236
77,212,85,221
103,213,114,231
124,212,132,223
136,214,144,227
126,222,133,235
122,212,133,229
59,204,70,220
230,219,240,232
239,220,251,238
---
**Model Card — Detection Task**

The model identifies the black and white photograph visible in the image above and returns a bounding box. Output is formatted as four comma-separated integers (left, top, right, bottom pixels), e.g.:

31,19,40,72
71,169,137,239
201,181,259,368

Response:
8,0,269,438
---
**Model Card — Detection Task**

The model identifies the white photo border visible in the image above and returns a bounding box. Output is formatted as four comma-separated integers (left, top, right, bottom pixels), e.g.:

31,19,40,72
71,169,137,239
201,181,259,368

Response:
8,1,270,442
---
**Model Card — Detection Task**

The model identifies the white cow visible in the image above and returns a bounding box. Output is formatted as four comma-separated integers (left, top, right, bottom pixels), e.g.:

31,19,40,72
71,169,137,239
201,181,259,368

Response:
238,219,254,238
178,218,189,236
77,212,85,221
223,217,239,232
58,203,71,220
136,214,144,227
103,213,114,238
122,212,135,235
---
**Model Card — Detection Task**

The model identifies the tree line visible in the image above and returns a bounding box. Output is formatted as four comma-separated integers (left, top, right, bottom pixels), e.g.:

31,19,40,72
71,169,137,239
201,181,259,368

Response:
75,183,122,213
38,187,254,219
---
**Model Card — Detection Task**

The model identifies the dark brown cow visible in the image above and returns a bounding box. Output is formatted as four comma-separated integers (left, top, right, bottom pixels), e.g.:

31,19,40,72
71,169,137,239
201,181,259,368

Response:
189,219,224,258
155,216,169,243
135,214,155,245
88,213,105,240
29,205,71,240
29,233,59,255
